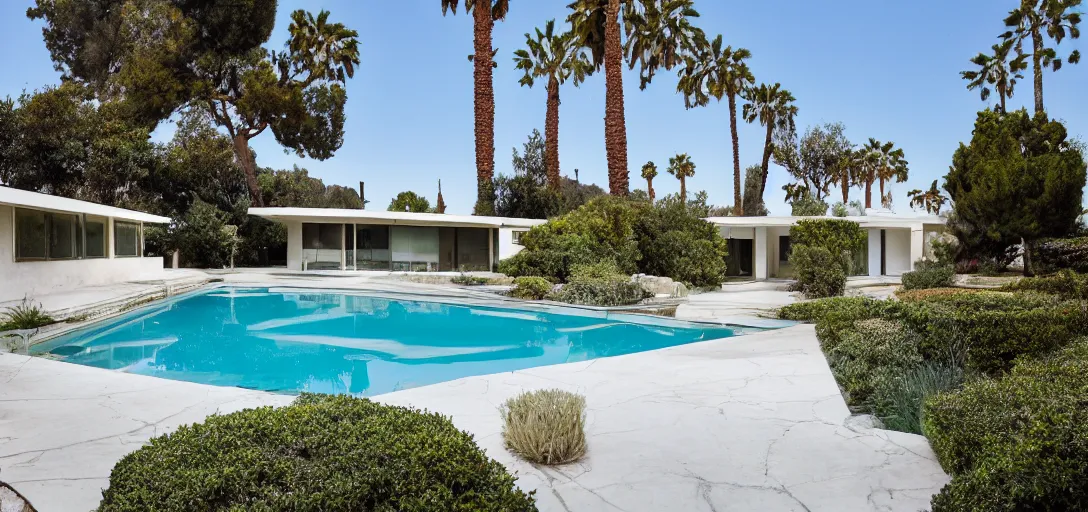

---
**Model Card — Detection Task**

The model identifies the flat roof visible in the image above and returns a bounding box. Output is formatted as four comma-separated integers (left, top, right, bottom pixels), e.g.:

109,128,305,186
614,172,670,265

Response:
0,186,171,223
706,213,944,229
248,207,548,229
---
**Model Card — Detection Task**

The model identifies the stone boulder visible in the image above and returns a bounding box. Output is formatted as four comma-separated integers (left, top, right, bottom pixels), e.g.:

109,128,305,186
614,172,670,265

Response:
631,274,689,298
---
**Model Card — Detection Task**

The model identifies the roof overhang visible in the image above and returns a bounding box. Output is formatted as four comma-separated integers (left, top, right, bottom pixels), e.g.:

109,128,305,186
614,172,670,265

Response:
0,186,171,223
248,207,548,229
706,214,945,230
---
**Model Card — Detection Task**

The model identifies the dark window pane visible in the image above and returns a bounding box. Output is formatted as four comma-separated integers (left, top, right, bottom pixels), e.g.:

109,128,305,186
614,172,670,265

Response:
456,228,490,272
302,223,321,249
49,213,77,259
115,222,140,256
86,221,106,258
319,224,342,249
15,209,47,260
779,236,792,263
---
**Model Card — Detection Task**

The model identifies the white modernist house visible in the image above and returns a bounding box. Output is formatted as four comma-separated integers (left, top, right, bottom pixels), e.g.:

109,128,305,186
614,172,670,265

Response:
248,208,547,272
0,186,171,302
708,211,946,280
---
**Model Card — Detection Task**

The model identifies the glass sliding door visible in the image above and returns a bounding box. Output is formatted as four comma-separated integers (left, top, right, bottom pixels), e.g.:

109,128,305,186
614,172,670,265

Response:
302,223,343,270
355,225,391,270
391,226,439,272
456,228,490,271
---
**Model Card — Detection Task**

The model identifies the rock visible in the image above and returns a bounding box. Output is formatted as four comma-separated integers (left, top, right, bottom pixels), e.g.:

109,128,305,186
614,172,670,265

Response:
844,414,885,432
630,275,689,298
0,482,36,512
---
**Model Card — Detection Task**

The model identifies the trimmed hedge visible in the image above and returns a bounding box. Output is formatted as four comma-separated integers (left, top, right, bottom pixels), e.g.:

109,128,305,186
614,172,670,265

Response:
925,340,1088,511
790,245,847,298
895,287,983,302
97,394,537,511
901,261,955,290
826,319,921,404
1001,269,1088,300
777,297,881,322
789,218,866,272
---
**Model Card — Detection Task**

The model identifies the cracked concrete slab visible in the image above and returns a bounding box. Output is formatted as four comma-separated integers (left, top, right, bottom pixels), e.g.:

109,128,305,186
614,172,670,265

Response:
1,323,947,511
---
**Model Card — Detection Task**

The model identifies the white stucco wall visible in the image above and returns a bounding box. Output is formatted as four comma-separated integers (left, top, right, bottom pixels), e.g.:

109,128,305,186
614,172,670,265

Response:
0,205,165,302
285,220,303,271
885,228,912,276
498,227,528,261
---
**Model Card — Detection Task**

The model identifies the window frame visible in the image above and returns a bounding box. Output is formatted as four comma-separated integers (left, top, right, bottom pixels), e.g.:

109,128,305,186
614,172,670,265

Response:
12,207,83,262
511,230,527,246
113,220,142,258
83,216,108,259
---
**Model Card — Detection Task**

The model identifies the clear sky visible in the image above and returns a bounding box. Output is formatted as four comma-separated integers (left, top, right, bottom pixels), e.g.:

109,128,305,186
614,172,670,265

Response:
1,1,1085,215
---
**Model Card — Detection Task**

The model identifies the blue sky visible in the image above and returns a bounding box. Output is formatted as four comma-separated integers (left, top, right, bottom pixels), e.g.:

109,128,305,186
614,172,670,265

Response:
1,0,1085,215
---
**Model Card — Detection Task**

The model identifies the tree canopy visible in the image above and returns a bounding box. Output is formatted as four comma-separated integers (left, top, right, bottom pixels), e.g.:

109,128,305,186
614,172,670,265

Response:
944,109,1086,274
388,191,433,213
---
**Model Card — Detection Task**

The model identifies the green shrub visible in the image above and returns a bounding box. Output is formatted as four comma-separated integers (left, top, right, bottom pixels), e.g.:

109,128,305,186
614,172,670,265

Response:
0,298,55,331
790,245,847,298
1035,236,1088,274
777,296,881,322
825,319,922,404
789,218,866,272
925,340,1088,512
451,273,490,286
895,287,983,302
900,296,1085,375
499,195,729,287
1001,269,1088,300
633,195,729,287
500,389,587,465
97,394,537,511
871,361,963,435
901,260,955,290
510,277,553,300
547,263,651,307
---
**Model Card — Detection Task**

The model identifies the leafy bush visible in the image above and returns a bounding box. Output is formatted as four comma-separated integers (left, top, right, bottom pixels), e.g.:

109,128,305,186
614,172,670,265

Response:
0,298,55,331
790,245,847,298
895,287,982,302
97,394,537,511
790,193,828,216
500,389,587,465
901,260,955,290
510,277,553,300
451,273,490,286
499,195,728,287
547,262,651,307
777,296,881,322
1035,236,1088,274
825,319,922,404
633,195,729,287
871,361,963,435
925,340,1088,512
1001,269,1088,300
789,218,866,272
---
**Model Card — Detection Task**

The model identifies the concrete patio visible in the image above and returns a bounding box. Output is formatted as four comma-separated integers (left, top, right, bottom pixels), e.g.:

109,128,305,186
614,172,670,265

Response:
0,322,948,511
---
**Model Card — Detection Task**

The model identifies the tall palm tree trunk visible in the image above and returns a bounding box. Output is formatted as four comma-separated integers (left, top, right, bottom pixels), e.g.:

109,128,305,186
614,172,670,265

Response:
727,93,742,216
841,174,849,204
865,179,873,209
758,122,773,199
879,177,885,204
679,177,686,202
472,0,496,214
647,177,655,202
1031,27,1044,115
997,82,1007,113
603,0,629,196
545,76,561,191
232,134,264,207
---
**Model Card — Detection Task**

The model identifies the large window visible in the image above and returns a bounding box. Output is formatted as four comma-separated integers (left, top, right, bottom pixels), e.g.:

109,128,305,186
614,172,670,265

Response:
85,220,106,258
302,223,343,270
114,221,141,257
391,226,439,272
14,208,82,261
355,224,391,270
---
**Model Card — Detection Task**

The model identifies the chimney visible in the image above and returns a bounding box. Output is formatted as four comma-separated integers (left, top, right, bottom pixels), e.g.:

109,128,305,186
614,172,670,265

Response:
358,181,365,209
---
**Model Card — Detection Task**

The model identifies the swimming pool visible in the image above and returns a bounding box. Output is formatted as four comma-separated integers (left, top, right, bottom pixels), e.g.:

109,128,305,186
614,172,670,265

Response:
34,287,746,396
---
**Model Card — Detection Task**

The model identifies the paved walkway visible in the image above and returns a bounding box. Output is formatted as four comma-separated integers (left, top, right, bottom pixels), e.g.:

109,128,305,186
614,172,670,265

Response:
0,324,948,512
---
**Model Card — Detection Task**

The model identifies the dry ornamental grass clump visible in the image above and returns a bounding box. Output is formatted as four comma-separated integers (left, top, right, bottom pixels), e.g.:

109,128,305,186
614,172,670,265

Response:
500,389,587,465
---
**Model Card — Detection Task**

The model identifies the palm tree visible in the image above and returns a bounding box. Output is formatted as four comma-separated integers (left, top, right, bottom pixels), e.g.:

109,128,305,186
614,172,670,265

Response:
962,39,1028,112
678,35,754,216
641,161,658,201
860,138,909,209
286,10,361,85
831,147,862,205
441,0,510,215
513,20,593,191
1002,0,1082,114
667,153,695,201
567,0,702,196
741,83,797,202
908,180,949,215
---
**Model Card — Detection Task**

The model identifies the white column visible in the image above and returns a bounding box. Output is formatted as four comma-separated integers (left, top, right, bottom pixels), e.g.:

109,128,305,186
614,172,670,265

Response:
910,227,924,270
352,223,358,271
107,217,116,259
340,224,346,270
754,227,768,280
488,228,495,272
286,221,303,270
868,228,882,277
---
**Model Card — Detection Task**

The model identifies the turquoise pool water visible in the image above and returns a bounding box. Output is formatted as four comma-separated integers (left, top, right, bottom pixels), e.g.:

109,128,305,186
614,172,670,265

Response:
34,287,742,396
